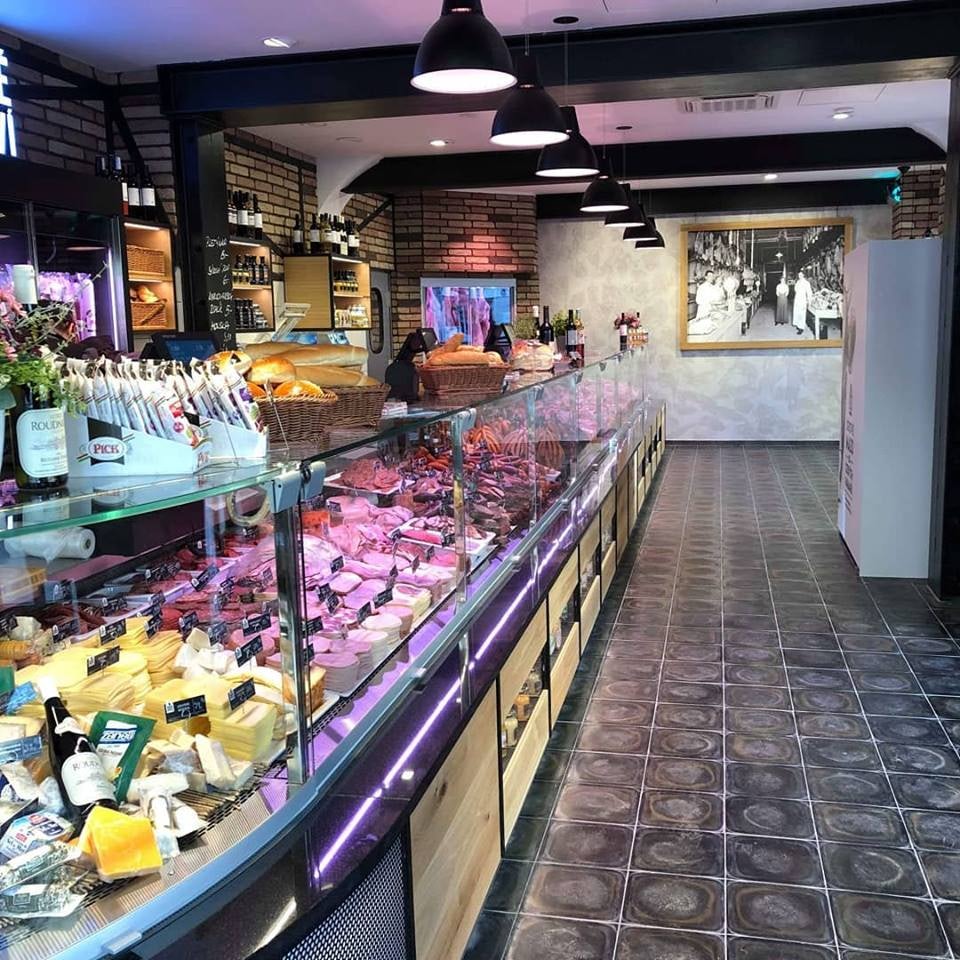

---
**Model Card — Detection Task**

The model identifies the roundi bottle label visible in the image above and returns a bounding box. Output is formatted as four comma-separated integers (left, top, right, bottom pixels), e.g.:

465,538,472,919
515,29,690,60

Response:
16,407,67,478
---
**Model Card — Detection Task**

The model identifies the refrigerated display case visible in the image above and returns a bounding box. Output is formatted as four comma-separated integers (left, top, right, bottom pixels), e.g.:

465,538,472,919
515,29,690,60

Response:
0,347,661,960
420,277,515,345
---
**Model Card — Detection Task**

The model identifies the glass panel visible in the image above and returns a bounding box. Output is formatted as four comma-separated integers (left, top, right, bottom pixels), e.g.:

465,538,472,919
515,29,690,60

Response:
0,198,29,311
420,276,516,345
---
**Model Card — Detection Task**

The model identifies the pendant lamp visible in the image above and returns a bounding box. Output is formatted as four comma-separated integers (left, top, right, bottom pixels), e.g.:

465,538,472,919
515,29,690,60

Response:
412,0,516,95
536,106,598,178
490,53,568,148
580,156,629,213
605,191,647,228
631,217,665,248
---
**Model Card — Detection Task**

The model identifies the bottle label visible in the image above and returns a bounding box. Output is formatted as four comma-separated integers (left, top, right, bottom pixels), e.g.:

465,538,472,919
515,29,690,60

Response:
128,187,141,206
349,236,360,250
121,182,128,203
141,186,156,206
60,752,114,807
310,229,320,243
16,408,67,480
238,210,248,226
293,229,303,243
254,213,263,228
325,230,338,244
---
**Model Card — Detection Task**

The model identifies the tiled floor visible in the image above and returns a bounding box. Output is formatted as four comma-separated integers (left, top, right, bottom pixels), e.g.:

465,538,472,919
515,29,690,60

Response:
461,443,960,960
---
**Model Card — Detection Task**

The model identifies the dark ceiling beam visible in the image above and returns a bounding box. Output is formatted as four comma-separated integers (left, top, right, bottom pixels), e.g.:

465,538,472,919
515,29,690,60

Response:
537,179,893,220
346,128,944,194
158,1,960,126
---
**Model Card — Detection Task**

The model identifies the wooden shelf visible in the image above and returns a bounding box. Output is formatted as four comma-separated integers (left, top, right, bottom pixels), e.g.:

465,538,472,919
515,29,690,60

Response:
333,290,365,298
233,283,272,291
129,273,172,283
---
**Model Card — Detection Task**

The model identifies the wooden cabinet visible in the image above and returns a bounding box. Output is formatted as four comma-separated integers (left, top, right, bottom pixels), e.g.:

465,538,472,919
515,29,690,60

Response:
499,604,547,725
581,576,601,647
229,237,275,332
502,693,549,838
601,542,617,602
284,253,371,331
580,517,600,575
410,688,500,960
616,478,629,561
550,623,580,726
549,552,579,640
126,221,177,335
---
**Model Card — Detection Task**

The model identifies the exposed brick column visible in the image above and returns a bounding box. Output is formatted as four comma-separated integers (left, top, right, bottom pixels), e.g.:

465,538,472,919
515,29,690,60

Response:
893,165,946,238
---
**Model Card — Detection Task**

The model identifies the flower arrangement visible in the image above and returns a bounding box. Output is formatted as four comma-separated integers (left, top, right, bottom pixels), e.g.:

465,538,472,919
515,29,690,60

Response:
613,312,642,331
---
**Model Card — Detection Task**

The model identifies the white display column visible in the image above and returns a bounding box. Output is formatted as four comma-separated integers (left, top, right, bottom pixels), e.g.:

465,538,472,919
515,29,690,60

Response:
838,238,941,578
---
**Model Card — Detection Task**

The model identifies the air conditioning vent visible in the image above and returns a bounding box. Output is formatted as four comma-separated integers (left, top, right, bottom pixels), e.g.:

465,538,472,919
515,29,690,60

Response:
680,94,777,114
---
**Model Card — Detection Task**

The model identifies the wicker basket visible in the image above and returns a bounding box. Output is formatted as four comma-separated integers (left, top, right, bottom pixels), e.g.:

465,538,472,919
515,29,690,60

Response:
325,384,390,428
419,363,508,400
130,300,167,327
258,394,337,446
128,245,166,278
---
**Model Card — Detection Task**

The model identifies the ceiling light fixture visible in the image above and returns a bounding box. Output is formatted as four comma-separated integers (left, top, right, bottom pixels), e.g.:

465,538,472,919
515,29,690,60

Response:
491,52,568,147
764,173,779,181
553,15,579,24
633,218,665,248
580,106,627,213
262,37,293,48
605,190,648,228
833,107,853,120
429,139,453,147
412,0,516,95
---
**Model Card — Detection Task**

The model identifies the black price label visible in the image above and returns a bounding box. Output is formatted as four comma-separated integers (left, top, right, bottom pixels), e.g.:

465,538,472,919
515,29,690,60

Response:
389,565,399,579
45,580,72,603
212,586,232,613
330,556,345,574
261,598,279,616
137,563,162,582
375,588,393,608
207,620,228,645
220,576,236,594
190,564,219,591
238,592,256,605
356,602,372,624
389,528,402,543
316,582,333,602
306,615,324,637
326,593,340,614
190,539,207,556
328,499,342,513
146,592,164,616
87,645,120,676
411,555,421,573
163,695,207,724
179,611,200,635
259,569,274,588
234,634,263,667
228,679,255,712
98,597,126,615
145,612,163,637
0,613,16,635
51,618,80,641
241,526,259,540
242,612,270,636
425,546,436,561
99,619,127,644
163,560,182,580
441,532,455,547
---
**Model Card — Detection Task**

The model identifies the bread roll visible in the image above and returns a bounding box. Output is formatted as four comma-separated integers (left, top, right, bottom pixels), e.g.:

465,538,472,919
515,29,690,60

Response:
274,380,334,398
245,342,367,367
294,365,379,388
249,357,296,385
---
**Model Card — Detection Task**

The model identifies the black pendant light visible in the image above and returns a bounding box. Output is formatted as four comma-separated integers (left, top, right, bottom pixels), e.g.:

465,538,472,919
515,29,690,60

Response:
412,0,516,95
631,216,665,248
580,156,629,213
535,30,598,178
605,191,648,228
491,53,568,147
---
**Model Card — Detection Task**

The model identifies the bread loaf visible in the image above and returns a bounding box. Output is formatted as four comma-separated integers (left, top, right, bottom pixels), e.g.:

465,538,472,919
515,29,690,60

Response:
245,342,368,367
249,357,296,385
295,365,381,387
426,350,505,367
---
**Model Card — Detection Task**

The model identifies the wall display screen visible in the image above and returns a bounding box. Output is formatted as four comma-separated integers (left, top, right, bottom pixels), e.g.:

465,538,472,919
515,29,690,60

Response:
420,277,515,345
679,217,853,351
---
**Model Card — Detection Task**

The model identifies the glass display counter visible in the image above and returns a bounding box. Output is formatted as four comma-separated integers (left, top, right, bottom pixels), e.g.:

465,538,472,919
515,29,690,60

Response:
0,348,660,960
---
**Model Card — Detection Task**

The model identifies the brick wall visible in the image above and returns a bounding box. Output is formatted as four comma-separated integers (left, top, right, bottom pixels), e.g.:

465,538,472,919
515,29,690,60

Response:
342,193,395,271
390,190,539,353
224,132,318,258
893,166,946,239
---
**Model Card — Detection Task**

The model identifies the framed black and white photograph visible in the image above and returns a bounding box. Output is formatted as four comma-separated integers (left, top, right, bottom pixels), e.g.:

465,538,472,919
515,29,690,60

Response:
679,217,853,351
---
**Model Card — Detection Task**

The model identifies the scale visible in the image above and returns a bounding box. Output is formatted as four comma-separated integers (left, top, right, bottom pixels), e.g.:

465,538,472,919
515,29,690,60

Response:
385,328,439,401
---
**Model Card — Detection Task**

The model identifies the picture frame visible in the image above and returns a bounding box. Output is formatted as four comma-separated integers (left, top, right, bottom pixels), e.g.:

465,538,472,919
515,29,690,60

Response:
678,216,854,351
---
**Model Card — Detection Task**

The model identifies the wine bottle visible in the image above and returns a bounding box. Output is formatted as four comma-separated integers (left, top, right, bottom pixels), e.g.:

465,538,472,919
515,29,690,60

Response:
565,309,578,358
128,172,142,220
237,193,249,238
619,313,628,352
538,306,555,346
38,677,118,820
338,218,348,256
323,215,337,256
227,192,237,232
140,170,157,222
347,219,360,254
252,194,263,240
112,155,128,218
292,215,304,255
94,155,109,179
258,256,268,285
10,382,69,492
309,213,320,255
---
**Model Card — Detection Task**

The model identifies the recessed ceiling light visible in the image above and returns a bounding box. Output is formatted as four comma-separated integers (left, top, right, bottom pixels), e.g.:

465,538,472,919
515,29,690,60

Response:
553,15,579,24
615,125,633,131
430,139,453,148
335,136,363,143
262,37,294,48
764,173,779,181
833,108,853,120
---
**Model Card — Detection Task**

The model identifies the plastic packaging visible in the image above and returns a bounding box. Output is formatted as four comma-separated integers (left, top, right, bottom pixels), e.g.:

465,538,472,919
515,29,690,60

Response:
0,813,73,859
5,528,96,562
88,712,155,802
0,842,80,892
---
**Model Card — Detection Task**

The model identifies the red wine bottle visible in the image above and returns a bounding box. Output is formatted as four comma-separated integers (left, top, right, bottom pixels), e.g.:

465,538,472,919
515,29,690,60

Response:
38,677,118,820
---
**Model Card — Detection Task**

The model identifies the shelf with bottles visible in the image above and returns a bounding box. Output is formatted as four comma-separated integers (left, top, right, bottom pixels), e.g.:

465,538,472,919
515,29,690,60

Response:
291,213,362,260
500,664,547,771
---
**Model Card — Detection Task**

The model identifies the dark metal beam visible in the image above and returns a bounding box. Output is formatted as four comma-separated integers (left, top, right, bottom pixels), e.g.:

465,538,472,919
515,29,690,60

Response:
9,81,157,101
158,1,960,126
357,195,393,233
347,129,944,194
536,179,892,220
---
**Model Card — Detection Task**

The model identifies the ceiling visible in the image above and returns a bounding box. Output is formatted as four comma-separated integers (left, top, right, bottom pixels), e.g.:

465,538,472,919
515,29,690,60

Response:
1,0,918,73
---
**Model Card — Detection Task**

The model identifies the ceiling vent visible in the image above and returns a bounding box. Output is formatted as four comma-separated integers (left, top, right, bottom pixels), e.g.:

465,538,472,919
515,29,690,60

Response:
680,94,777,114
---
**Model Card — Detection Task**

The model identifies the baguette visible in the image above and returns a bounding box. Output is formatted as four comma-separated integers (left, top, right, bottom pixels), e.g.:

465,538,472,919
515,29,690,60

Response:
245,342,368,367
294,365,382,388
426,351,503,367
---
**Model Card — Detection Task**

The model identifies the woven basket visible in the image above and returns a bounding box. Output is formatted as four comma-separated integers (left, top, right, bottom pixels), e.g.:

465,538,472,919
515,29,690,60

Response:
326,384,390,428
130,300,167,327
128,245,166,278
419,363,507,398
258,394,337,446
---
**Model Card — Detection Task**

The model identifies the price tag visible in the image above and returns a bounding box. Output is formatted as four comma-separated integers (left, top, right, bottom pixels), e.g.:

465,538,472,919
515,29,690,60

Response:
190,564,219,591
242,612,270,636
146,592,164,616
411,555,421,573
228,679,255,712
99,619,127,644
328,500,342,514
441,532,455,547
259,569,274,588
261,598,279,616
190,538,207,556
0,613,16,635
238,592,256,605
0,736,42,764
179,611,200,635
389,528,402,543
87,645,120,676
316,582,333,602
212,586,232,613
137,563,162,582
163,560,182,580
207,621,228,645
330,556,345,574
145,612,163,637
163,695,207,724
44,580,72,603
241,526,259,540
220,576,236,595
51,618,80,641
375,588,393,608
234,635,263,667
326,593,340,614
98,597,126,615
356,602,372,624
425,546,436,561
306,615,324,637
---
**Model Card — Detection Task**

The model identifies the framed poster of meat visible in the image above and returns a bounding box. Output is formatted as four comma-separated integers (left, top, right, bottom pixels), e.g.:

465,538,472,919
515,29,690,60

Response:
679,217,854,351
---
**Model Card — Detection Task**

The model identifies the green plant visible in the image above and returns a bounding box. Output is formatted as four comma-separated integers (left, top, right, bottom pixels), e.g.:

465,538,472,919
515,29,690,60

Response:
513,313,537,339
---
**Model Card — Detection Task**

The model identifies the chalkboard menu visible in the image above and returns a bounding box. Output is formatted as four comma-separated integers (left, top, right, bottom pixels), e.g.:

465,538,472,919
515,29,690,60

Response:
204,234,234,348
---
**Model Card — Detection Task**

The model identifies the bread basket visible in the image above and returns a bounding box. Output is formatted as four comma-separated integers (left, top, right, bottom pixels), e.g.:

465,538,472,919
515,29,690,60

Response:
258,393,338,446
326,384,390,428
419,364,508,400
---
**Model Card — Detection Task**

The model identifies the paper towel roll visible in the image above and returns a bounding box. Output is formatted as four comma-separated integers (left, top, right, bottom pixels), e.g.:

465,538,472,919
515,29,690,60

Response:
5,527,96,562
11,264,37,306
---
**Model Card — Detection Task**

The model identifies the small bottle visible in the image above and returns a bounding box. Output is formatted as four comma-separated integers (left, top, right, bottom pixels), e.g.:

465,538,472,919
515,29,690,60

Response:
112,155,128,217
127,171,141,219
252,194,263,240
292,214,304,255
227,192,237,232
39,677,118,821
258,256,268,285
140,170,157,222
503,710,519,748
565,309,578,358
619,313,628,352
324,215,337,256
538,306,555,346
236,193,248,237
94,154,109,178
348,219,360,254
309,213,321,254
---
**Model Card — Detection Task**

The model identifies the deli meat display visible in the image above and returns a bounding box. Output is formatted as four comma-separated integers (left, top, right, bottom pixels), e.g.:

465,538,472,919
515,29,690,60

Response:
0,347,663,960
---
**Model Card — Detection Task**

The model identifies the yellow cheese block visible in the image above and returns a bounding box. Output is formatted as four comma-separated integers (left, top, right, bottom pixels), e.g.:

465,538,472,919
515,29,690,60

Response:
88,809,163,881
209,701,277,762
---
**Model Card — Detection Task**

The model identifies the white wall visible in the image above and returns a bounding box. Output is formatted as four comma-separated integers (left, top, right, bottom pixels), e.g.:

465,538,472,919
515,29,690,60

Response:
538,205,892,441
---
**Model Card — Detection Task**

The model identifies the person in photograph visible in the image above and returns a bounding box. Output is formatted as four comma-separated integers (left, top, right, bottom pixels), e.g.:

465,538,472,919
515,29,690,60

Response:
689,269,723,335
793,269,812,336
776,275,790,325
722,270,741,312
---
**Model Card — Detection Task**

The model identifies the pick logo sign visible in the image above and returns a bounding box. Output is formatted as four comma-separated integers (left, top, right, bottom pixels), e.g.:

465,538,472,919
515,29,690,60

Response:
0,50,15,159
